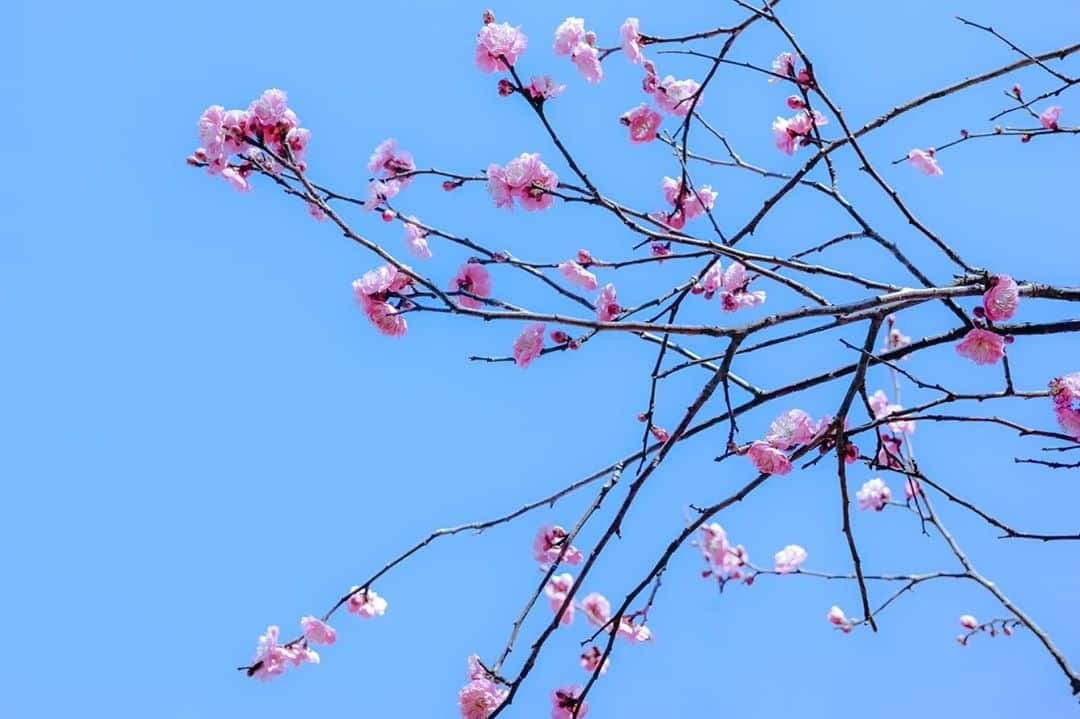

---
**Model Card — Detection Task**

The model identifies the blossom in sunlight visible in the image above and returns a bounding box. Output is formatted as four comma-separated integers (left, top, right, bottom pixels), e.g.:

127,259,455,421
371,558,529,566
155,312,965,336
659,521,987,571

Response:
552,685,589,719
869,390,915,435
459,678,508,719
486,153,559,211
661,176,716,220
513,323,546,369
368,138,415,186
908,148,943,176
960,614,979,630
580,646,610,675
766,409,816,449
300,616,337,645
527,75,566,100
476,21,528,72
654,76,701,116
450,262,493,309
533,524,585,565
770,51,796,81
747,440,792,475
546,573,576,625
982,273,1019,322
772,110,827,155
1039,106,1061,130
595,283,621,321
773,544,808,574
828,606,853,633
955,328,1005,365
1049,373,1080,439
621,103,662,143
346,588,387,618
558,260,599,290
402,216,432,259
581,592,612,627
553,18,585,55
856,478,891,511
621,18,645,64
571,42,603,84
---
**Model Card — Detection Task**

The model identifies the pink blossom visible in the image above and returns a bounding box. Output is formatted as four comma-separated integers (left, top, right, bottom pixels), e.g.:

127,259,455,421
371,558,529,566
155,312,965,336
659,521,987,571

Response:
660,176,716,219
285,126,310,164
571,42,603,84
450,262,493,309
770,51,796,81
620,17,645,64
197,105,228,162
580,646,610,675
620,103,662,143
558,260,599,290
719,262,766,310
904,478,922,499
527,75,566,100
1049,374,1080,438
595,283,620,321
300,616,337,645
908,148,943,176
545,573,576,625
618,619,652,643
221,167,251,192
1039,106,1061,130
773,544,807,574
701,262,724,296
856,478,892,511
581,592,611,627
467,654,489,681
699,522,730,567
956,328,1005,365
747,440,792,475
308,202,326,221
476,22,528,72
772,110,828,155
359,297,408,337
553,17,585,55
654,76,701,116
513,323,546,369
368,138,416,187
877,434,904,469
533,524,585,565
766,409,815,449
869,390,915,435
402,216,432,259
1054,404,1080,439
960,614,979,630
552,685,589,719
786,95,806,110
354,264,399,296
363,179,401,212
249,88,290,127
828,606,853,633
982,274,1019,322
487,153,559,211
346,587,387,618
251,625,293,680
459,678,508,719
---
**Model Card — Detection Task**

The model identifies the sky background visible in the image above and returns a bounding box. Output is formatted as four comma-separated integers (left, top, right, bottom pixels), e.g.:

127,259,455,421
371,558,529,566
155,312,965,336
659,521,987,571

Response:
5,1,1080,716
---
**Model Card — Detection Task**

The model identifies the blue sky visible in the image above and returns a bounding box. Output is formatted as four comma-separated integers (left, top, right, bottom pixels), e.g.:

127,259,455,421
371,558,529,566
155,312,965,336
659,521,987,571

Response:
5,1,1080,716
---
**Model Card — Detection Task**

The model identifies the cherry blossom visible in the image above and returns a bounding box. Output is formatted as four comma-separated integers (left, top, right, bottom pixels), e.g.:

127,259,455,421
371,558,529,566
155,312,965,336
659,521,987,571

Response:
620,103,662,143
699,523,749,581
527,75,566,100
300,616,337,645
558,260,599,290
221,167,251,192
772,110,828,155
580,646,610,675
908,148,943,176
661,176,717,220
346,587,387,618
869,389,915,435
773,544,808,574
654,76,701,116
982,273,1019,322
770,51,796,81
1049,373,1080,439
581,592,612,626
571,42,603,84
459,678,508,719
553,18,585,55
363,179,401,212
486,153,559,211
621,17,645,64
476,21,528,73
368,138,415,187
533,524,585,565
402,216,432,259
1039,105,1061,130
551,685,589,719
828,606,853,633
618,619,652,643
766,409,815,449
513,323,546,369
545,573,576,625
595,283,620,321
747,440,793,475
718,262,766,310
308,202,326,221
450,262,493,309
250,625,293,680
956,328,1005,365
856,478,892,511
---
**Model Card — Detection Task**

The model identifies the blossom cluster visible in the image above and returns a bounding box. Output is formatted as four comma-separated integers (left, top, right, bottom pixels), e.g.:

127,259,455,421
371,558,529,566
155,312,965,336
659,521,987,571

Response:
695,259,766,311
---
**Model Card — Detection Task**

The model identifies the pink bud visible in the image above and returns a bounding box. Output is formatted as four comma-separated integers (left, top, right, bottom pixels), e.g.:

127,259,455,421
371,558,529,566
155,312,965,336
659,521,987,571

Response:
1003,625,1013,636
960,128,969,138
1012,83,1022,99
957,635,968,646
577,249,594,265
381,210,396,222
994,125,1003,134
567,340,580,350
186,155,201,166
786,95,806,110
637,412,649,422
492,251,508,263
691,283,705,295
482,9,495,24
584,30,597,46
960,614,978,630
497,78,514,96
743,574,755,586
1021,133,1032,143
796,67,812,86
1003,334,1015,344
550,330,571,344
701,569,713,578
973,306,986,318
650,425,670,442
442,180,457,191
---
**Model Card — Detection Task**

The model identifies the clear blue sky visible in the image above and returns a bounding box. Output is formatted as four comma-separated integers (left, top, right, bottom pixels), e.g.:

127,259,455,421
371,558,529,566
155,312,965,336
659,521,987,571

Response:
5,1,1079,716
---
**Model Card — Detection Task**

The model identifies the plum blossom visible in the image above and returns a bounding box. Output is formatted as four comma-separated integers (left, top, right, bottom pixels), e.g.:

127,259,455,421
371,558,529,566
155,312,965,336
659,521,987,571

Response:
368,138,415,187
856,478,892,511
618,619,652,643
1049,373,1080,439
251,625,294,680
363,179,401,212
221,167,251,192
459,678,508,719
533,524,585,565
770,51,796,81
908,148,943,176
346,587,387,618
699,523,749,580
620,103,662,143
960,614,979,630
486,153,559,211
772,110,828,155
552,685,589,719
558,260,599,290
450,262,493,309
300,616,337,645
553,18,585,55
828,606,853,633
308,202,326,221
595,283,620,321
545,573,576,625
869,390,915,435
571,42,603,84
773,544,808,574
513,323,546,368
402,216,432,259
654,76,701,116
249,88,289,126
1039,105,1061,130
983,273,1019,322
766,409,815,449
904,478,922,499
580,646,609,675
581,592,611,627
956,328,1005,365
661,176,716,220
527,75,565,100
476,21,528,72
354,264,399,296
353,266,410,337
620,17,645,64
747,440,792,475
718,262,766,311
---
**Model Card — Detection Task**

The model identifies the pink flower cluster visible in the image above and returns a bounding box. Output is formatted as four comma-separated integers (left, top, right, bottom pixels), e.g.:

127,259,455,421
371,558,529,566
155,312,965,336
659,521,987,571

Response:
595,283,620,321
620,103,663,143
346,587,388,618
698,260,767,311
475,15,528,73
352,264,412,337
856,477,892,511
653,176,717,228
402,216,432,259
746,408,820,475
553,17,602,84
621,18,645,64
449,261,493,309
652,74,702,116
250,624,322,680
459,655,508,719
486,153,559,211
768,51,812,85
368,138,415,187
580,646,609,675
191,89,311,192
828,605,854,633
533,524,585,565
1049,372,1080,440
558,260,599,290
772,110,828,155
699,522,750,582
908,148,943,176
580,591,652,643
869,389,915,436
773,544,808,574
513,323,546,368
